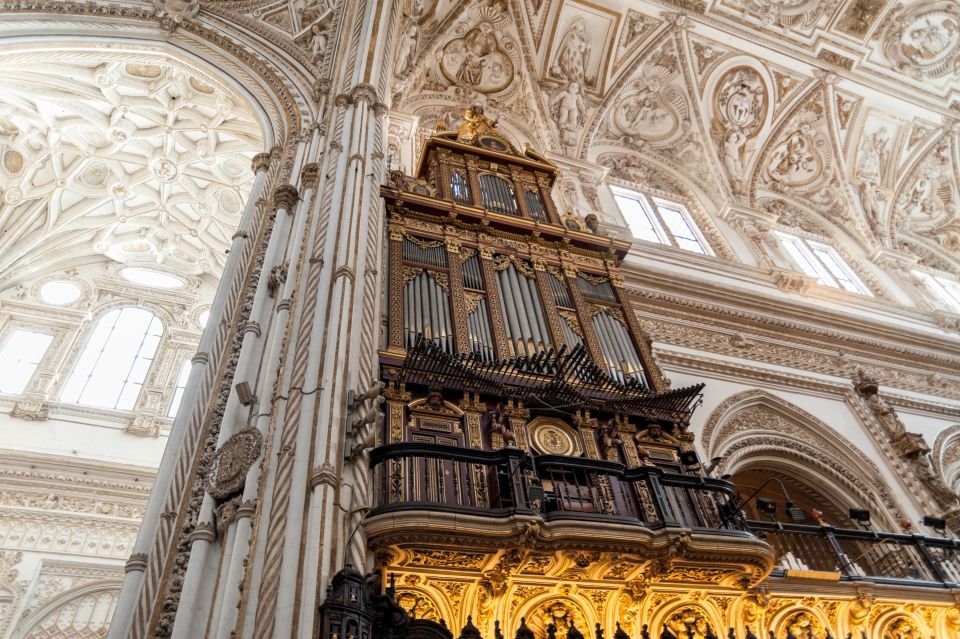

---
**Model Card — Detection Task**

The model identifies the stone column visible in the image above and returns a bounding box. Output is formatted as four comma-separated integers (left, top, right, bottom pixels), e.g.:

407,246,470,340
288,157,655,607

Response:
107,151,275,639
240,2,396,638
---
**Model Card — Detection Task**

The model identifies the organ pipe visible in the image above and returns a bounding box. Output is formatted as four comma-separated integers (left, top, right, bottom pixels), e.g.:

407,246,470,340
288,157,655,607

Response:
548,272,574,308
462,255,484,290
403,271,453,354
403,237,447,268
592,311,646,385
496,263,554,356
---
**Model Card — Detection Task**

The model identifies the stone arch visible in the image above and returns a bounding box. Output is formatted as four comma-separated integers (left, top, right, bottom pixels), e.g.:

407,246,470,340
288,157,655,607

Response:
872,611,929,639
702,389,903,527
14,580,123,639
932,425,960,495
0,6,319,639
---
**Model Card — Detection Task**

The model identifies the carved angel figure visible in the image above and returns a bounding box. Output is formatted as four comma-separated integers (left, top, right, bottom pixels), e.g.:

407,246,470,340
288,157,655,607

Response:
856,127,889,180
395,22,418,77
552,18,592,85
551,82,586,139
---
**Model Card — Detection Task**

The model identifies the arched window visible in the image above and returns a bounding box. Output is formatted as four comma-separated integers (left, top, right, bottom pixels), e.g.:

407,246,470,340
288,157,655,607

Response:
60,307,164,410
913,270,960,312
775,232,871,295
0,329,53,394
478,174,519,216
611,186,712,254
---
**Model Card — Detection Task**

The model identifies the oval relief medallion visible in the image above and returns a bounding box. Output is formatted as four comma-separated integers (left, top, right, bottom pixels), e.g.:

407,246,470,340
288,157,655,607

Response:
207,427,263,500
529,419,581,457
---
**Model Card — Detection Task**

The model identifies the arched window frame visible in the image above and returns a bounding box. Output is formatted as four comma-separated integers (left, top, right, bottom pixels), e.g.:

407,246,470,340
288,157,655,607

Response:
59,306,166,411
610,185,715,256
0,326,55,395
911,268,960,314
773,230,872,296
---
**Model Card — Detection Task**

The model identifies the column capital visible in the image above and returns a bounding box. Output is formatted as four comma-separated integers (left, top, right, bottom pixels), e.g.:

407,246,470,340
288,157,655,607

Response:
300,163,320,189
251,152,272,174
272,184,299,211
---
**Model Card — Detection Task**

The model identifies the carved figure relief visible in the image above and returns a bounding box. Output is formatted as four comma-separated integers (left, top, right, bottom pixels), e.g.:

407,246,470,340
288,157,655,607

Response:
882,2,960,79
882,617,922,639
613,87,682,143
661,607,715,639
856,127,890,181
711,67,767,189
550,82,587,145
439,25,515,94
758,93,835,200
776,611,825,639
551,17,593,87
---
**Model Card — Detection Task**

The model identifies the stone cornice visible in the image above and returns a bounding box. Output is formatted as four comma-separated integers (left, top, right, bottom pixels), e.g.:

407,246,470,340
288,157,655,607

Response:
622,263,960,369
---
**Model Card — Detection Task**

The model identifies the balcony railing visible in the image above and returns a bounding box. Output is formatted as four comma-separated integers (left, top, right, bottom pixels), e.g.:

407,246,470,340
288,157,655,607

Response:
749,520,960,588
369,443,960,589
370,443,745,531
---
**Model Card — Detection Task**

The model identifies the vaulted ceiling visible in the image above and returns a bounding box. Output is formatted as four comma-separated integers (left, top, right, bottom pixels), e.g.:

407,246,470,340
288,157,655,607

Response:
384,0,960,276
0,47,263,289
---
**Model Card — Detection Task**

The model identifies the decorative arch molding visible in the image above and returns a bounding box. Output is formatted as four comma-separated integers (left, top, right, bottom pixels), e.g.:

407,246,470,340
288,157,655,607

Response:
14,579,123,639
932,425,960,494
702,390,903,526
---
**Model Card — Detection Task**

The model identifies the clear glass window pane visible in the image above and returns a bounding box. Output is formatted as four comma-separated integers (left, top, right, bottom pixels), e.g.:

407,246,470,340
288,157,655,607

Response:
938,278,960,309
61,307,164,410
918,273,960,313
656,204,707,254
613,191,664,244
810,244,868,295
778,234,835,287
0,329,54,394
167,359,192,418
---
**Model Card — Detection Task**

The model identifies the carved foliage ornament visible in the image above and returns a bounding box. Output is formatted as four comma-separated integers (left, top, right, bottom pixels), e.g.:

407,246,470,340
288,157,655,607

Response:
882,2,960,79
207,427,263,500
777,611,825,639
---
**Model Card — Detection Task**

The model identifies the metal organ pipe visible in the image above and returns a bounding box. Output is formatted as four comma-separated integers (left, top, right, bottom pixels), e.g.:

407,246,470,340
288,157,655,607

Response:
607,314,642,381
526,276,552,351
515,268,541,352
505,266,533,355
497,269,521,356
592,313,621,381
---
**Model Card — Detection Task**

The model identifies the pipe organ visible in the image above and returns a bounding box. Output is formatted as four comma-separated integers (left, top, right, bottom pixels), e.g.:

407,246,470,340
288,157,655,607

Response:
366,107,929,639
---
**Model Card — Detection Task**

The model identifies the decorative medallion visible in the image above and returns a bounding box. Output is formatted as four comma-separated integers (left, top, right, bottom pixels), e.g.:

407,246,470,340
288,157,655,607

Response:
711,67,767,186
207,427,263,500
741,0,827,31
439,26,515,94
613,86,683,143
529,419,581,456
882,2,960,79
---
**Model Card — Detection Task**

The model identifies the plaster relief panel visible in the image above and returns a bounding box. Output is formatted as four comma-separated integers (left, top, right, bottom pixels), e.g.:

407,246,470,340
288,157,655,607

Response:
737,0,831,32
710,66,769,191
892,134,959,256
543,1,619,94
881,2,960,80
439,24,515,94
853,111,902,187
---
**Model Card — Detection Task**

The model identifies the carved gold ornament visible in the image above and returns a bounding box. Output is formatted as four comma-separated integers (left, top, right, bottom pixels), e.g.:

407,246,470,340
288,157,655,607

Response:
776,611,824,639
207,427,263,500
529,418,581,456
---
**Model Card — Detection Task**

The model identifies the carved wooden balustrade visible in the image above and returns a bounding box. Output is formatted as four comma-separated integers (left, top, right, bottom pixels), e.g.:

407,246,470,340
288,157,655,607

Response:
369,442,744,532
